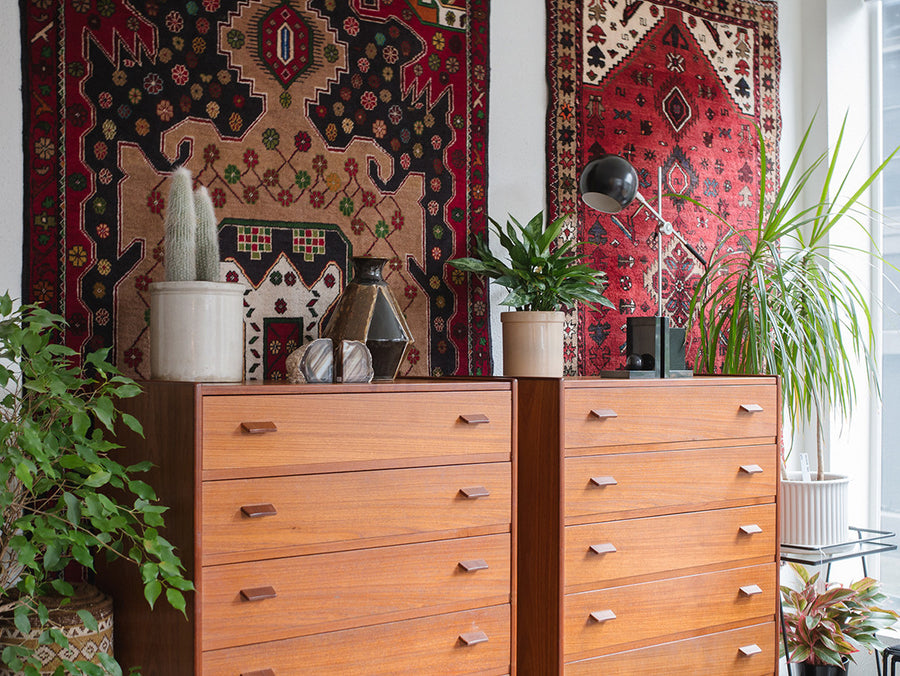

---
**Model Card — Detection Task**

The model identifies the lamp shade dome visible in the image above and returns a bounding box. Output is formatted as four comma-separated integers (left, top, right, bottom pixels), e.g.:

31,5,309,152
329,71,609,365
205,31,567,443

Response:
579,155,639,213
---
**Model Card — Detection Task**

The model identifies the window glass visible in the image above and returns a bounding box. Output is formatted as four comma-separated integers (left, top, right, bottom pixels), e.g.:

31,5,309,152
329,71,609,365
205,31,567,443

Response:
882,0,900,610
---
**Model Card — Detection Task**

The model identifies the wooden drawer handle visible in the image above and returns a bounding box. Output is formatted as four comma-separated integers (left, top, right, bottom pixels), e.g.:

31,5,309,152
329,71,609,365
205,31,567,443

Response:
240,421,278,434
241,671,276,676
589,610,617,623
590,476,618,487
739,644,762,657
739,584,763,597
459,630,489,646
240,586,277,602
590,408,618,419
460,486,490,499
740,403,763,413
739,464,764,475
460,413,490,424
740,524,763,535
589,543,617,555
241,503,277,518
458,559,489,572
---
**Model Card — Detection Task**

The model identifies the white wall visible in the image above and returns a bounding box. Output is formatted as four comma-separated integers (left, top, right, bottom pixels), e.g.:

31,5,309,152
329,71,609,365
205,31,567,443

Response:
1,2,22,301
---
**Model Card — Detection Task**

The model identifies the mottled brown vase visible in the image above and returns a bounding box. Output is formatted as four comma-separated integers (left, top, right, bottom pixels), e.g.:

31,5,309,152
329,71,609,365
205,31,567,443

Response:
323,257,413,380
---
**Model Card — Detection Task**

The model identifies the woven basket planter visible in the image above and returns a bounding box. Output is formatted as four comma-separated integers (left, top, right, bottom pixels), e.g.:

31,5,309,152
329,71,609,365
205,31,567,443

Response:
0,584,113,675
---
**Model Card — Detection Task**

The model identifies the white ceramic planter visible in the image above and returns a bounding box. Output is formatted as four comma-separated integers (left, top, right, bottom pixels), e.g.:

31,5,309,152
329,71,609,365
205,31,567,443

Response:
500,310,565,377
150,281,245,382
781,471,850,547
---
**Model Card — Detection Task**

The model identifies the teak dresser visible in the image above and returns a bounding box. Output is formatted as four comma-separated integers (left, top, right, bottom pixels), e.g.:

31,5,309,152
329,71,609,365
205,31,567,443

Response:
515,376,780,675
101,379,516,675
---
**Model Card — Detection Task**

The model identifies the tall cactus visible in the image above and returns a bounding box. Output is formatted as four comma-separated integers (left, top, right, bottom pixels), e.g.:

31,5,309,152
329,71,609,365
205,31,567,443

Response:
194,185,220,282
163,167,197,282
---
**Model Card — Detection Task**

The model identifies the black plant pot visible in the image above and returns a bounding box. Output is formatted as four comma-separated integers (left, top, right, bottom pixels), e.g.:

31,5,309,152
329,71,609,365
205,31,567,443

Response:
797,661,848,676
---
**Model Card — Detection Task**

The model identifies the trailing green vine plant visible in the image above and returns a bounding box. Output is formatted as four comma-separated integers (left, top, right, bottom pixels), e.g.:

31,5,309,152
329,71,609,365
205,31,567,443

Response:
0,294,192,676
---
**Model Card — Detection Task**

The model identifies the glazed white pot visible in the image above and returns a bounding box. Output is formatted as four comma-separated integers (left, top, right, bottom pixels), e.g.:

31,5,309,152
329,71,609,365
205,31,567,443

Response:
500,310,565,377
150,281,245,382
781,471,850,547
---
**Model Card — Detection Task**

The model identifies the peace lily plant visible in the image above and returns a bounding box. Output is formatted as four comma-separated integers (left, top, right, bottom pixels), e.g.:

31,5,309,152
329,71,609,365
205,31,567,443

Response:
451,211,613,376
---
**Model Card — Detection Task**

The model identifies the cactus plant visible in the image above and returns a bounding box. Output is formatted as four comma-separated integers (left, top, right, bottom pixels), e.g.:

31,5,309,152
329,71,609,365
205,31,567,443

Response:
163,167,221,283
194,185,221,282
163,167,198,282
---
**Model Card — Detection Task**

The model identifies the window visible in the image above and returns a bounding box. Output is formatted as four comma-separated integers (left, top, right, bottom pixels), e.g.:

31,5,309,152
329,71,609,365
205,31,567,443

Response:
881,0,900,611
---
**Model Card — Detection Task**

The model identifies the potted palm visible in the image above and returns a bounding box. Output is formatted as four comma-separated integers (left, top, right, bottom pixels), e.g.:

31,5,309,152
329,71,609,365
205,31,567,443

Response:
450,211,614,376
781,562,898,674
0,294,192,675
686,115,898,547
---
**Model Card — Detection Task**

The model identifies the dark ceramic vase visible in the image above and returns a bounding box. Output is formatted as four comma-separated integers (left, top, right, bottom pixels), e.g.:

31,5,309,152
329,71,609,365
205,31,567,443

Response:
797,661,848,676
323,256,413,380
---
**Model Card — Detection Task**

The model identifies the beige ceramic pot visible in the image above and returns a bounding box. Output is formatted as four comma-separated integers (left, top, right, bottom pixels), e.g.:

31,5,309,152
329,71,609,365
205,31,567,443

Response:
150,281,245,382
500,310,565,377
781,471,850,547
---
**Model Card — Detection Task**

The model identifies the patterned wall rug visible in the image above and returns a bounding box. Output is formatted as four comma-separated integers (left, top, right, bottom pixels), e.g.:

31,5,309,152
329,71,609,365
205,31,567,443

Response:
547,0,780,374
22,0,491,380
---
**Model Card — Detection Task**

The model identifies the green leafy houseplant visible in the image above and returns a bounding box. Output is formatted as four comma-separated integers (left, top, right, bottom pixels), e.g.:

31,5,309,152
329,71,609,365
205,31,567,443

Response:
686,116,898,479
0,295,192,676
781,562,898,669
450,212,614,311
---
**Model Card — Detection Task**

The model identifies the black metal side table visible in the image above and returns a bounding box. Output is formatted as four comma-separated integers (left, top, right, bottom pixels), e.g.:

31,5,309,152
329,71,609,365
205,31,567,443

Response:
780,527,898,676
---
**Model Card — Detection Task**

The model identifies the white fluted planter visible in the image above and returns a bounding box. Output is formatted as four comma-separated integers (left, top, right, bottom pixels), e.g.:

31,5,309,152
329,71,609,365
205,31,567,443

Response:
781,471,850,547
500,311,565,377
150,281,245,382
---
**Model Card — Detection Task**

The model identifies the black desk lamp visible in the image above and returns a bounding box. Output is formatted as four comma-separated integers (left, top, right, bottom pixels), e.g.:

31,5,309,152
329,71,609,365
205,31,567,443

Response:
579,154,706,377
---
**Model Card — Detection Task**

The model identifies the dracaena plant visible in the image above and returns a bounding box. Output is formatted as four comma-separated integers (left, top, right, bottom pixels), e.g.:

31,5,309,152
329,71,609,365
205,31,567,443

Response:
450,212,615,312
686,115,898,478
781,562,898,667
0,294,192,676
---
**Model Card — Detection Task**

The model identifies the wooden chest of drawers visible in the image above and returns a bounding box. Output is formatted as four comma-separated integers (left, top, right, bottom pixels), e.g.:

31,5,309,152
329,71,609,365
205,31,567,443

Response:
101,380,516,675
516,377,780,675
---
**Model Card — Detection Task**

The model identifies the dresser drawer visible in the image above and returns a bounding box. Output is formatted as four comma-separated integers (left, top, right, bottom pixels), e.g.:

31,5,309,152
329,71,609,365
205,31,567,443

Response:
565,445,777,521
564,505,776,590
202,463,511,562
563,563,776,660
564,383,776,450
201,604,511,675
201,534,511,651
201,390,512,474
565,621,776,675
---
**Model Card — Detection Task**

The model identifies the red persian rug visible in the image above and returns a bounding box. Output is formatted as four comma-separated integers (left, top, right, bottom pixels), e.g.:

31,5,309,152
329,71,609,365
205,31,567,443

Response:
547,0,780,374
22,0,490,379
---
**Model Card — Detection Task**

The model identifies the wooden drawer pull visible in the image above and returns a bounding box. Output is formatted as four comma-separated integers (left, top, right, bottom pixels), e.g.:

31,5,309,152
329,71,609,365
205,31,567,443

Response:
740,524,763,535
740,403,763,413
460,486,490,499
739,464,763,474
459,630,489,646
240,586,277,602
589,543,617,555
590,476,618,487
240,421,278,434
739,584,763,597
739,644,762,657
458,559,489,572
589,609,617,623
590,408,618,419
460,413,490,424
240,503,277,518
241,671,276,676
